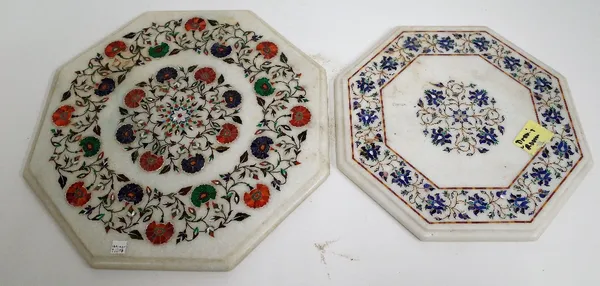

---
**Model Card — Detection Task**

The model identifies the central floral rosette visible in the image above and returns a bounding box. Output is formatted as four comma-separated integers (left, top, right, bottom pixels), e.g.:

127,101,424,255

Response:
416,80,506,156
115,65,243,174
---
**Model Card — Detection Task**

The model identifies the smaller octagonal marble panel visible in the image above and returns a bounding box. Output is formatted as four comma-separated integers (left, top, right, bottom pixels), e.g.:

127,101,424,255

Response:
335,26,592,241
24,11,328,271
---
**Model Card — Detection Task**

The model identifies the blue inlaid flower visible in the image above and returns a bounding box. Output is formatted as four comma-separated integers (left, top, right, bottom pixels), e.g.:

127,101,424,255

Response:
118,183,144,204
477,127,499,145
210,43,232,58
116,124,136,144
458,213,471,220
356,77,375,94
223,90,242,108
431,127,451,146
534,77,552,92
468,89,489,106
531,167,552,186
360,143,381,161
467,193,489,215
156,67,178,83
250,136,274,159
181,154,205,174
425,193,447,215
357,109,378,126
437,36,455,51
472,37,490,51
503,56,521,71
551,140,574,159
542,107,564,124
95,78,116,96
380,56,399,71
424,89,445,106
508,194,529,214
403,37,421,52
538,189,550,199
453,109,469,124
391,168,412,187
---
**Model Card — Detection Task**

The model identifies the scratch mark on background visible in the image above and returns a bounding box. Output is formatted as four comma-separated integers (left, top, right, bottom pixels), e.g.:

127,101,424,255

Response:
314,239,359,279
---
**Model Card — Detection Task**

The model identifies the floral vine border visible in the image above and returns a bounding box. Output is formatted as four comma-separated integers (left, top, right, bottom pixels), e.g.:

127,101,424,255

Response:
48,17,312,244
349,31,582,222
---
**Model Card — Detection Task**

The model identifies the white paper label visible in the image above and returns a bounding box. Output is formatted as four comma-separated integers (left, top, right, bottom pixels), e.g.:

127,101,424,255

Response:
110,240,128,254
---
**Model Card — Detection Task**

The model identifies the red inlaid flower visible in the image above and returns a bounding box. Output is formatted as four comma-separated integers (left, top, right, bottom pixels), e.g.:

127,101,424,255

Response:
124,89,145,108
216,123,239,144
65,181,91,207
145,221,174,245
104,41,127,58
194,67,216,83
184,17,207,32
244,184,270,209
52,105,76,127
289,106,311,127
256,41,278,59
139,151,164,172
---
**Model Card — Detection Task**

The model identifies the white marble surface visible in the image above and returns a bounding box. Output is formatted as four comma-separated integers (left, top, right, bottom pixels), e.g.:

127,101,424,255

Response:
23,11,329,270
382,55,535,188
336,26,592,240
2,0,600,285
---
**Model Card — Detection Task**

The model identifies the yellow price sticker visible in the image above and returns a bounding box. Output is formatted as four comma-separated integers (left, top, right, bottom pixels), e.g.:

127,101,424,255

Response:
513,120,554,155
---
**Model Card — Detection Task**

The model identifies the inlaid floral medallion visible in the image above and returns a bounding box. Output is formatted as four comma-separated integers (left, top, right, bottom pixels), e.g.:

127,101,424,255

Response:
116,66,242,174
24,11,328,271
335,27,592,241
416,80,505,155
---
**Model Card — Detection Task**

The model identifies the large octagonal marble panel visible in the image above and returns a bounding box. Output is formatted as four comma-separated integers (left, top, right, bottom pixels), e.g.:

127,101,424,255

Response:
335,26,592,241
24,10,329,271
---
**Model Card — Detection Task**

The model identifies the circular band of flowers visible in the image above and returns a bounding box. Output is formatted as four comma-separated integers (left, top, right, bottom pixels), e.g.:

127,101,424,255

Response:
49,17,311,245
116,65,243,174
350,31,582,222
